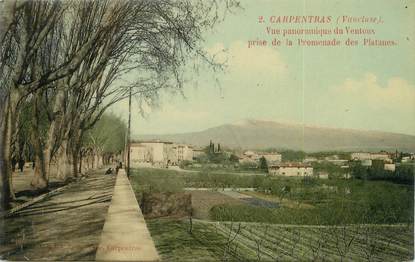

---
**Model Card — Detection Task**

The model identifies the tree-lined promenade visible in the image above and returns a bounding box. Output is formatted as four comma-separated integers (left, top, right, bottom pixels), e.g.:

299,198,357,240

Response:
0,0,237,211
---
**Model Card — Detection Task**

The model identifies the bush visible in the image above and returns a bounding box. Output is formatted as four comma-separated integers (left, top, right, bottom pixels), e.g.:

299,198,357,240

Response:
350,162,414,184
179,160,193,169
259,156,268,172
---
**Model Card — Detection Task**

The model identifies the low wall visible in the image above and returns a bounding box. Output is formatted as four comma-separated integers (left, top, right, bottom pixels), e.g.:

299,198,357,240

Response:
140,192,192,218
96,170,159,261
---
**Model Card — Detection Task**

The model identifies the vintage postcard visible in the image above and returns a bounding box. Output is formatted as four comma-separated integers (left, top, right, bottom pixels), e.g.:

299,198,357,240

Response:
0,0,414,261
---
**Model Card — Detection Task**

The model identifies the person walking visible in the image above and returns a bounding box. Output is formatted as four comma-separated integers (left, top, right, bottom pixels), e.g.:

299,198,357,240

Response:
11,157,17,172
18,158,25,173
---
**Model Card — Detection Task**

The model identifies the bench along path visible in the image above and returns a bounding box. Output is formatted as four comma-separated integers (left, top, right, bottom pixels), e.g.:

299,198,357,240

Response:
95,169,159,261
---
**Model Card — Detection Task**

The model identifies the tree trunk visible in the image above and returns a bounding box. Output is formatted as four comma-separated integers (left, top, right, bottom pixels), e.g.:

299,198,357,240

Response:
72,138,82,178
0,96,8,210
78,153,83,175
56,140,70,180
30,93,48,189
31,155,48,190
42,88,65,180
72,151,79,178
0,94,14,210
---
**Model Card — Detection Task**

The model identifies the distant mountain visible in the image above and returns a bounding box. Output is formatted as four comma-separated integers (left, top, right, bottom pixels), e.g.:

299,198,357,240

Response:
136,119,415,152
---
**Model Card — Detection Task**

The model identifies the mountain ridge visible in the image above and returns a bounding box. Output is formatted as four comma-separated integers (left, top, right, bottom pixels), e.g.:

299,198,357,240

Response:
135,119,415,152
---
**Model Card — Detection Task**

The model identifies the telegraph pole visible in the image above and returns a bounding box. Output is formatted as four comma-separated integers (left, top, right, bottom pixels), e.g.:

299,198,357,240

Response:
127,86,132,178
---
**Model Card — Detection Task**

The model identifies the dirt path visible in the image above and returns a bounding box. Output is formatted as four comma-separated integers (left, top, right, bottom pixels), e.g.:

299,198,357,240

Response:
0,170,116,261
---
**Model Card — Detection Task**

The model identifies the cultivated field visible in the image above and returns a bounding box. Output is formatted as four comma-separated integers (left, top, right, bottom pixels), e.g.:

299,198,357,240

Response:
147,219,414,261
131,168,414,261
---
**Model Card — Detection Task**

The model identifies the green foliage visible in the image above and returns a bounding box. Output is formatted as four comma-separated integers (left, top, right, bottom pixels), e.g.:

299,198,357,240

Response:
130,168,185,194
229,154,240,163
131,167,414,225
16,97,50,160
210,185,414,225
179,160,193,169
193,153,209,164
308,151,351,160
209,152,229,164
85,113,127,153
280,150,306,162
238,161,257,170
350,161,414,184
258,156,268,172
130,168,266,190
313,162,347,177
394,164,415,184
203,146,230,164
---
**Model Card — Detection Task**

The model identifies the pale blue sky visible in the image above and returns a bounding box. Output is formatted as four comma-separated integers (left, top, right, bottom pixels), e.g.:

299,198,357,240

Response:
111,0,415,136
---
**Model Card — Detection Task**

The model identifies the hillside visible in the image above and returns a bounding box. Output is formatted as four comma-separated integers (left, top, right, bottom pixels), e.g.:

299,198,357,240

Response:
136,119,415,152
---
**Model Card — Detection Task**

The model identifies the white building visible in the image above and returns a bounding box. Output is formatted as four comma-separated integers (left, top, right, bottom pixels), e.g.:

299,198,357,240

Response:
242,151,282,164
130,144,151,164
351,152,372,161
304,157,318,163
268,163,313,177
259,153,282,163
361,159,372,166
174,144,193,162
130,141,168,167
401,156,413,163
316,171,329,179
244,151,256,157
171,144,194,165
384,163,396,171
130,140,192,167
327,159,349,166
239,156,257,165
351,152,391,161
370,153,391,161
351,152,392,164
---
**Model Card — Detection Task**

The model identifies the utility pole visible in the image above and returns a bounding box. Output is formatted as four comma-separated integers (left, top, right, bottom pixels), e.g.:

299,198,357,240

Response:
127,86,132,178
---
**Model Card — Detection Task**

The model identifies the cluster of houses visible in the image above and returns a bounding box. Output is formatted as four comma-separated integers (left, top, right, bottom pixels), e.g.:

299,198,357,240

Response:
238,151,282,164
350,152,395,171
129,139,413,178
268,163,313,177
237,151,313,177
129,140,313,177
304,151,414,176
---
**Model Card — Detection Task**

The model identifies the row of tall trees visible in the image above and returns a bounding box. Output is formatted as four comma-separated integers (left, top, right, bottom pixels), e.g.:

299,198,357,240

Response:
0,0,237,210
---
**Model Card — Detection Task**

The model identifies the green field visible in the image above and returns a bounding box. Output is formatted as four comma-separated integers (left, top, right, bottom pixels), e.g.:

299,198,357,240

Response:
131,168,414,225
131,168,414,261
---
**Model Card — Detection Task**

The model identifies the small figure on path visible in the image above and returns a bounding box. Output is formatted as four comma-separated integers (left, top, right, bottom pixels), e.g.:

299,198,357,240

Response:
105,168,113,175
11,157,17,172
115,161,122,174
18,158,25,173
